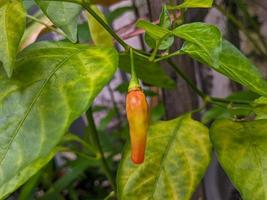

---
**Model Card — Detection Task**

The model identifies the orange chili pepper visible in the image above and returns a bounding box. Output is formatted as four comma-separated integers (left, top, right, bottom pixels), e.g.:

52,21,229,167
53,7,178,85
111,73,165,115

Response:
126,87,149,164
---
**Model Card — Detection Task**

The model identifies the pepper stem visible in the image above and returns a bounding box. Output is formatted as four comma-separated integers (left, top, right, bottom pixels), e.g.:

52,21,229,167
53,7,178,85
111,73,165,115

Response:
128,48,140,91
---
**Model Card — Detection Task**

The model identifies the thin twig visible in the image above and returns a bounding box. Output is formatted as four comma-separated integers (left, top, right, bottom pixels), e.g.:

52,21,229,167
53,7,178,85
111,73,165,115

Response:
83,3,129,50
86,108,116,191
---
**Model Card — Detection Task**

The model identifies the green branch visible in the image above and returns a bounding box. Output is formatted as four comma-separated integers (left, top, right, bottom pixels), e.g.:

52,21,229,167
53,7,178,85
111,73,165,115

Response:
167,60,206,99
155,50,184,62
86,108,116,191
82,3,129,50
128,48,140,90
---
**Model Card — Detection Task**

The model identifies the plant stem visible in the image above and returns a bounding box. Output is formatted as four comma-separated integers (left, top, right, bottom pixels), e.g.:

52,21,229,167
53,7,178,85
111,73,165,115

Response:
86,108,116,190
149,40,160,61
128,48,140,90
104,191,115,200
83,3,129,50
155,50,183,62
26,14,67,38
210,97,251,105
167,59,206,99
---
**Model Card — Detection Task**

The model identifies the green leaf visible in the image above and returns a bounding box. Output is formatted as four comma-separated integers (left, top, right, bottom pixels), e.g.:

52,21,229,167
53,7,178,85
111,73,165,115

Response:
0,41,118,198
136,20,171,40
174,22,267,96
119,53,175,89
172,0,213,9
252,96,267,119
0,0,25,77
173,22,222,67
35,0,82,42
87,5,113,47
0,147,58,199
117,114,212,200
18,170,42,200
106,6,133,24
0,0,9,8
33,0,83,4
210,119,267,200
145,6,174,50
217,40,267,96
77,22,91,43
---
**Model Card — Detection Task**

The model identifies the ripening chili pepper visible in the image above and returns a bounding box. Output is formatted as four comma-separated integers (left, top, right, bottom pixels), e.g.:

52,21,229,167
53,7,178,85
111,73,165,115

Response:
126,87,149,164
126,49,149,164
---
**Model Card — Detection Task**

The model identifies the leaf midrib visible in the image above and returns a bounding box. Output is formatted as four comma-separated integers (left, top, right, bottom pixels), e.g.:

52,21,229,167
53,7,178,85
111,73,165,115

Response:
0,48,87,166
150,117,193,199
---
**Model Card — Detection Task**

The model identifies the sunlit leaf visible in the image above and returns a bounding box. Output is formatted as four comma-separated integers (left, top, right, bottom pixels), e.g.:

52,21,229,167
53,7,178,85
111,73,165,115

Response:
252,96,267,119
87,5,113,47
173,22,267,96
211,119,267,200
169,0,213,9
0,42,118,198
0,0,25,77
173,22,222,67
118,114,212,200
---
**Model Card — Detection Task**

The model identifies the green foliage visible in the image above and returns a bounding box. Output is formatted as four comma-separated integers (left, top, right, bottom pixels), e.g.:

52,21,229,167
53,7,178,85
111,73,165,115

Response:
0,147,58,199
77,23,91,43
173,22,222,66
118,114,211,200
35,0,82,42
218,40,267,96
174,23,267,96
119,53,176,89
1,0,267,199
138,20,267,96
171,0,213,9
252,96,267,119
0,42,118,198
136,20,170,40
106,6,133,24
211,119,267,200
145,6,174,50
0,0,25,77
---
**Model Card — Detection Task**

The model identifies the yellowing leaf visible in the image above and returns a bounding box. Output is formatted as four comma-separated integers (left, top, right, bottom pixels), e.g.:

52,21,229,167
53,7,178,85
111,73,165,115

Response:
87,5,113,47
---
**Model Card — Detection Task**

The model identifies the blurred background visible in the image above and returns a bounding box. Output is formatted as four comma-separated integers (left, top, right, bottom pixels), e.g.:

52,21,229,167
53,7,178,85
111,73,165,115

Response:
15,0,267,199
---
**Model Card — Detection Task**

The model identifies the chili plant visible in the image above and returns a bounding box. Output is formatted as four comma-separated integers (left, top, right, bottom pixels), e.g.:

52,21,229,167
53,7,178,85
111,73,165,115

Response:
0,0,267,199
